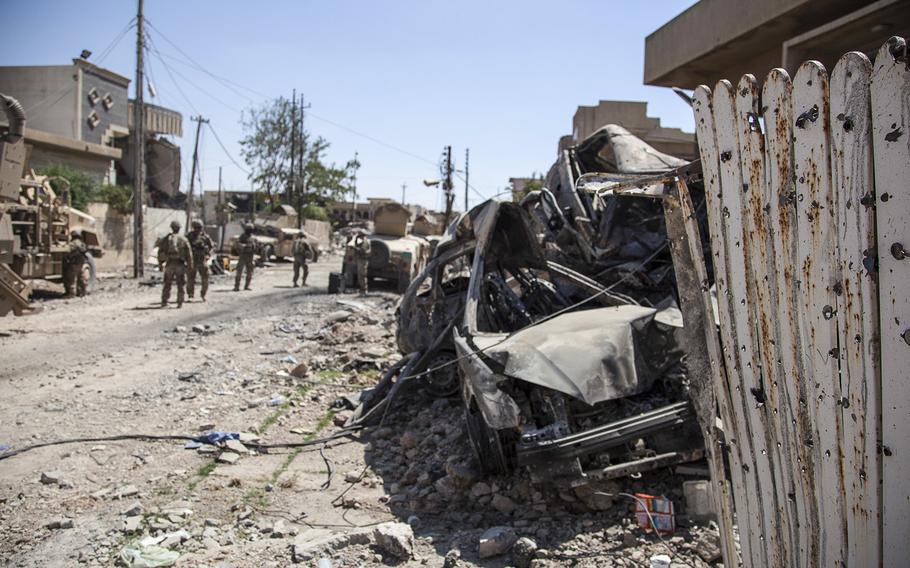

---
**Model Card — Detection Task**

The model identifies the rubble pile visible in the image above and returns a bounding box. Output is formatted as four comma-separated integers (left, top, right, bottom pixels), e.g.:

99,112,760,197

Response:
338,382,724,567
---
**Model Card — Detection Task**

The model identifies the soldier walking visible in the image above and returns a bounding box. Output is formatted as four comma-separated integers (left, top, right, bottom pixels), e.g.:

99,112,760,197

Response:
292,233,311,287
352,233,371,295
232,223,256,291
186,219,214,301
63,230,88,298
158,220,193,308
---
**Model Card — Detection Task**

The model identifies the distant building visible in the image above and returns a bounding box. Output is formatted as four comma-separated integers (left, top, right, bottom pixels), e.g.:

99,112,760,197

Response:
0,59,182,200
509,177,543,203
330,197,396,225
644,0,910,90
565,100,697,161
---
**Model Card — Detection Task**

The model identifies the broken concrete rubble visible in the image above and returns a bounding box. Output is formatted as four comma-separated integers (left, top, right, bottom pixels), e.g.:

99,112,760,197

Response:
478,526,518,558
372,522,414,559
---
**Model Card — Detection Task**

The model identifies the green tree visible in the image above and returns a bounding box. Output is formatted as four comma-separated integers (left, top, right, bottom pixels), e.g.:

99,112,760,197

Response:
511,172,544,202
239,97,359,208
37,164,98,210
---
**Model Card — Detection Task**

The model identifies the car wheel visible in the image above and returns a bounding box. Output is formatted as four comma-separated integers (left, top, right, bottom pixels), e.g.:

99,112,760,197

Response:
424,351,459,397
465,398,510,474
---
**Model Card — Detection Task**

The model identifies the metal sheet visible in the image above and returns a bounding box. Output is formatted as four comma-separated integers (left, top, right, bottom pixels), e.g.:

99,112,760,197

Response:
664,175,737,566
484,305,679,405
735,73,794,567
693,84,748,568
761,68,817,566
792,60,847,565
871,36,910,568
830,50,881,568
713,79,770,566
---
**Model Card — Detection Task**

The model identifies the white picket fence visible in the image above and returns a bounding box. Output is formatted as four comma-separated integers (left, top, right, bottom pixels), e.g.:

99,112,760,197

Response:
692,37,909,567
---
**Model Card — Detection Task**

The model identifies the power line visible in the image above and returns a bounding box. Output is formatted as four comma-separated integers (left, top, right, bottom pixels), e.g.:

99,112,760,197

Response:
306,112,438,168
207,122,250,176
145,20,268,101
141,21,493,200
143,34,198,115
23,18,137,115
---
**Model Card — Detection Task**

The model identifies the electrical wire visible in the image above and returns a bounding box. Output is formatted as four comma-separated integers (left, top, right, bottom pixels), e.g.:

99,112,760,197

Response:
145,20,268,102
23,18,137,115
143,34,198,115
207,122,250,175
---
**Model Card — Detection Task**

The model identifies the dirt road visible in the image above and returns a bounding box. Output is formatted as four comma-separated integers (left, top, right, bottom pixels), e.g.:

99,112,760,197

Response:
0,257,721,568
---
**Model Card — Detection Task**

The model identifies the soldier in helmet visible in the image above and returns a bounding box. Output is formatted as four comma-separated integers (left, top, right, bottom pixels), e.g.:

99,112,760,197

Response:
351,232,371,295
186,219,214,301
232,222,256,291
292,232,312,288
158,220,193,308
63,229,89,298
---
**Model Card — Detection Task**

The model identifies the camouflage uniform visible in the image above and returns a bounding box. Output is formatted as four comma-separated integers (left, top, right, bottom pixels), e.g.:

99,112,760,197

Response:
158,222,193,307
353,235,371,294
292,235,311,287
233,225,255,291
63,233,88,298
187,222,214,301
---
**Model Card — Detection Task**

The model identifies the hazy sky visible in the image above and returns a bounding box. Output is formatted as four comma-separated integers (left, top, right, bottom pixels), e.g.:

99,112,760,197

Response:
2,0,696,210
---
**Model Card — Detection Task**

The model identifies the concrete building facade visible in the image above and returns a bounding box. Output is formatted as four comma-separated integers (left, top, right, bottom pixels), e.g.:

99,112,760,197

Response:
644,0,910,90
0,60,130,184
0,60,183,195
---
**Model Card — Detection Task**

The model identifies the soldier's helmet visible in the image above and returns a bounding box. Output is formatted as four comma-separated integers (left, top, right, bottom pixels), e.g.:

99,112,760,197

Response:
243,223,254,233
191,219,203,230
70,229,82,240
170,220,181,232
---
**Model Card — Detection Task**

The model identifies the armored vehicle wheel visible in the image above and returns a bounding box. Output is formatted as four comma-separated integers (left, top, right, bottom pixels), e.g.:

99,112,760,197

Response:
82,255,97,294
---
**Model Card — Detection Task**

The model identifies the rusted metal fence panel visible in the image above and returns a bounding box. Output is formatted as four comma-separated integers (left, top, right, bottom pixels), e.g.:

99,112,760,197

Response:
871,37,910,568
693,36,908,567
830,51,880,568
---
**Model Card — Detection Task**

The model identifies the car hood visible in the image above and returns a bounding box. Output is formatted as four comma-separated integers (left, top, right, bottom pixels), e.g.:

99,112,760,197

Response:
482,304,683,406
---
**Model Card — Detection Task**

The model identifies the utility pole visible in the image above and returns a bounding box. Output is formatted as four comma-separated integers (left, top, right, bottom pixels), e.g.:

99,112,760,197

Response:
186,115,208,229
297,93,310,228
464,147,469,212
442,145,454,226
217,166,224,251
289,88,297,206
401,182,406,205
349,151,358,222
132,0,145,277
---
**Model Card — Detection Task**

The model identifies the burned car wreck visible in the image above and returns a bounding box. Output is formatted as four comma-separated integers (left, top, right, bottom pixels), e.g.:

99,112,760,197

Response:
386,126,712,489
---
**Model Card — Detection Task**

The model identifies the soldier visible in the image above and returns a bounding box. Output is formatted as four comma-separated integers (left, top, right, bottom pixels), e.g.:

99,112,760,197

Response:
232,222,256,291
352,233,371,295
292,233,311,288
62,230,88,298
186,219,214,301
158,220,193,308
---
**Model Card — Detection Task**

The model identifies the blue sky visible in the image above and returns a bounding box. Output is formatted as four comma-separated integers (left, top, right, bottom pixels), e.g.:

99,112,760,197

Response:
1,0,696,210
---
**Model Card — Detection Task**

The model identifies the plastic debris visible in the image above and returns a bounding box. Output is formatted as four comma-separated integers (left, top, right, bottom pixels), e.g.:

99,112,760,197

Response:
118,544,180,567
268,395,286,406
193,431,240,445
634,493,675,534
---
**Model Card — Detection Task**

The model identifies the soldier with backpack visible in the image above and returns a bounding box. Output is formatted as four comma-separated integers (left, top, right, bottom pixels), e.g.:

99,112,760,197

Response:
158,221,193,308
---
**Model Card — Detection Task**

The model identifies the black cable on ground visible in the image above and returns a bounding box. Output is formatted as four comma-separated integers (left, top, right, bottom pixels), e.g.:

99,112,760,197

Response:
0,428,362,462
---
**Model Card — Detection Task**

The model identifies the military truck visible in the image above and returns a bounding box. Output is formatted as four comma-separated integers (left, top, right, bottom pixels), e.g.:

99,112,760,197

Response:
226,204,321,264
336,202,429,293
0,93,103,316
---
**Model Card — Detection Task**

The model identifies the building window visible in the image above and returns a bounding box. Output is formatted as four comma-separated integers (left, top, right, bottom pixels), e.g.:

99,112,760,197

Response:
87,88,100,106
87,111,100,129
102,93,114,110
